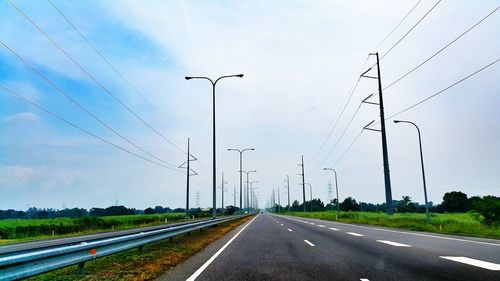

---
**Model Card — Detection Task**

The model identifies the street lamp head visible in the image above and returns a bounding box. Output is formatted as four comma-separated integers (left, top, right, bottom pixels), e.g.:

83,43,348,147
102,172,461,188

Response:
184,76,193,80
236,74,244,77
393,120,401,123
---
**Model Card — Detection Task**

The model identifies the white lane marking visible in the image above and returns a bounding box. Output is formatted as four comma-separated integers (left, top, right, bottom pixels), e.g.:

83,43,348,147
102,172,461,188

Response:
186,215,258,281
347,232,364,237
288,228,293,232
304,240,315,247
309,222,316,225
440,256,500,271
329,227,339,231
376,240,412,247
360,279,370,281
318,225,326,228
280,224,284,226
293,217,500,247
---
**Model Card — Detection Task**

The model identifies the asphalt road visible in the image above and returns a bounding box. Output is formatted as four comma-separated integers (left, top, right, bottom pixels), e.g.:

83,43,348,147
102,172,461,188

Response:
162,213,500,281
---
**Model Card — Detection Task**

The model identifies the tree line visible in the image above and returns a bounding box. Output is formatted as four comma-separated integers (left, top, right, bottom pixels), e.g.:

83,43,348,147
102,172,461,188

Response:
272,191,499,225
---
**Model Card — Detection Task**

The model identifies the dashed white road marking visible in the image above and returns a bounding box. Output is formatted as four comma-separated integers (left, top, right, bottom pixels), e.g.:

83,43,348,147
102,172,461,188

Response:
304,240,315,247
346,232,364,237
376,240,412,247
186,215,258,281
318,225,326,228
360,279,370,281
280,224,284,226
309,222,316,225
288,228,293,232
329,227,339,231
440,256,500,271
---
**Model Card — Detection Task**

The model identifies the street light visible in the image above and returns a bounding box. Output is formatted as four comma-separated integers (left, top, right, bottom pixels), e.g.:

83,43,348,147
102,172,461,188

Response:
324,168,340,216
185,74,244,219
394,120,430,224
228,148,254,213
248,181,258,212
305,183,313,212
242,170,257,212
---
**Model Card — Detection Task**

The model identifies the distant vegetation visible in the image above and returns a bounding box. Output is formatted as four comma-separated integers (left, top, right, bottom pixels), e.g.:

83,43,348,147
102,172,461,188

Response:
270,191,499,238
0,204,241,242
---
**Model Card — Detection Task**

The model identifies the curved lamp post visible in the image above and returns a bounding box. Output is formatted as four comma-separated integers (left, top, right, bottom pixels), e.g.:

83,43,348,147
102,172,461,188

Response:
323,168,340,216
185,74,244,218
242,170,257,212
394,120,430,224
228,148,254,213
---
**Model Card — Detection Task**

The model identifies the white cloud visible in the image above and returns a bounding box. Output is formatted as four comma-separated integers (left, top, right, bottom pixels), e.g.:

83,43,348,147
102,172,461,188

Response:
3,112,40,123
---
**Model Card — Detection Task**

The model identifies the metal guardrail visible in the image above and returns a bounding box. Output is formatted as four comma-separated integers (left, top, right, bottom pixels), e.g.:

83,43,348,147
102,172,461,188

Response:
0,217,214,256
0,214,249,280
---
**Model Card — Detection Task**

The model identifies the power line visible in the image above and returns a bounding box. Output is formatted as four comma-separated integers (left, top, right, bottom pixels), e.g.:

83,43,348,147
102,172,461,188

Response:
380,0,442,60
316,104,362,169
308,56,369,163
383,6,499,92
386,57,499,120
331,129,363,167
374,0,423,51
0,84,183,172
0,38,178,169
7,0,186,154
46,0,181,144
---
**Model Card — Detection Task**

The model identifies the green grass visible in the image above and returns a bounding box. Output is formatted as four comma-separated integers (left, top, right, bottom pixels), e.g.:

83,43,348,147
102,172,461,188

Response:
24,216,253,281
284,211,500,239
0,213,190,243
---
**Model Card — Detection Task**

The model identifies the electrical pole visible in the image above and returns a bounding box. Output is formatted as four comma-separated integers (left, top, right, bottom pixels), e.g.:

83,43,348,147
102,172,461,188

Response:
179,137,198,218
277,185,281,212
286,175,290,211
361,52,393,215
233,185,236,207
299,155,306,212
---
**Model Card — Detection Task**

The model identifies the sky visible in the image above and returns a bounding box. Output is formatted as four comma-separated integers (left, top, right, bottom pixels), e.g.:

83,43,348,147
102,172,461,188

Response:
0,0,499,211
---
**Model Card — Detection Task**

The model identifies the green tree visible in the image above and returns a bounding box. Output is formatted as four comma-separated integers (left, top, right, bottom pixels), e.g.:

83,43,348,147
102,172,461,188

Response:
397,196,417,213
340,197,360,211
472,196,500,225
440,191,468,212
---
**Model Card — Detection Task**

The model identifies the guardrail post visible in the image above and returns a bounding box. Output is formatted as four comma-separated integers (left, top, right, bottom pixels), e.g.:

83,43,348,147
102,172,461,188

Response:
77,262,85,275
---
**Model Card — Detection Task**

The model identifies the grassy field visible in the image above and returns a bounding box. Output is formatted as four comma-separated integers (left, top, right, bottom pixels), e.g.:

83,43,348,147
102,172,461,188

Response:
284,211,500,239
25,215,253,281
0,213,190,244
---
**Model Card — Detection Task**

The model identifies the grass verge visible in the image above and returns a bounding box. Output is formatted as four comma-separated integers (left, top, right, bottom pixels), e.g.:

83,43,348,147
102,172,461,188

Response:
284,211,500,239
25,215,253,281
0,213,193,244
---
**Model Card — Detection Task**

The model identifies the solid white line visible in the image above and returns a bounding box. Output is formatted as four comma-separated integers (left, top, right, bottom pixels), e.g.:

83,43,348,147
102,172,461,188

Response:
288,228,293,232
376,240,412,247
318,225,326,228
347,232,364,237
304,240,315,247
186,215,258,281
440,256,500,271
329,227,339,231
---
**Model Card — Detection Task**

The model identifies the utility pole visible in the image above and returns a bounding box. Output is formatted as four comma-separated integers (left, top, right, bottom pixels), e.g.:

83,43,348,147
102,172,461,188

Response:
195,191,200,208
219,172,228,214
178,138,198,218
361,52,393,215
327,182,333,203
277,186,281,212
299,155,306,212
233,185,236,207
286,175,290,211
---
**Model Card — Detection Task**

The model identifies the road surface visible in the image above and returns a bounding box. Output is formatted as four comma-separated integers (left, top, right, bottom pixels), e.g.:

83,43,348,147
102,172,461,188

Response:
161,213,500,281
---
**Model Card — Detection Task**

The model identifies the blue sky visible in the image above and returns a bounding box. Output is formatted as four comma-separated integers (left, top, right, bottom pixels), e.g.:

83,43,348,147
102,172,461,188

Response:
1,0,499,210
